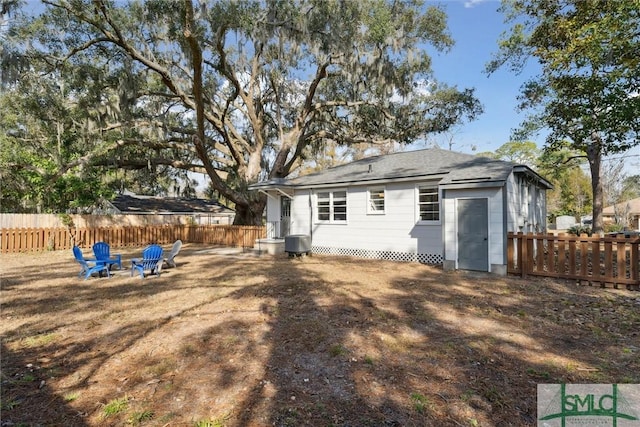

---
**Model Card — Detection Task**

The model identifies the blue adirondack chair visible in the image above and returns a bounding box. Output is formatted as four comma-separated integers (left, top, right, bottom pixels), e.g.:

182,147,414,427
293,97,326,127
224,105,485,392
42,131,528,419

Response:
73,246,110,280
92,241,122,270
131,244,163,278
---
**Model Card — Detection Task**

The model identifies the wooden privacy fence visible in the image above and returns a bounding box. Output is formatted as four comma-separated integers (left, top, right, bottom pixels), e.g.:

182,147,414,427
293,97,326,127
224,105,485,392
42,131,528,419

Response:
507,232,640,289
0,225,266,254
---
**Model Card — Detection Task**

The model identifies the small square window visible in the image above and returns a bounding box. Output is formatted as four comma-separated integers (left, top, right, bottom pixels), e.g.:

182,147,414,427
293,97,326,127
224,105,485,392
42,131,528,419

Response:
368,188,385,214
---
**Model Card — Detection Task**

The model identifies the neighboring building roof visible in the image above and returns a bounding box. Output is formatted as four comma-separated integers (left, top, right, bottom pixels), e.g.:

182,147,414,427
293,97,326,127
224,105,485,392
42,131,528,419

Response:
250,148,552,190
603,197,640,215
107,194,234,215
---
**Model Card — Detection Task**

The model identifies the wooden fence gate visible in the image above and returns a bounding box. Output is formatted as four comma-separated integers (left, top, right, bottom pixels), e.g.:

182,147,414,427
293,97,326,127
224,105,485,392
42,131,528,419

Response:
507,232,640,290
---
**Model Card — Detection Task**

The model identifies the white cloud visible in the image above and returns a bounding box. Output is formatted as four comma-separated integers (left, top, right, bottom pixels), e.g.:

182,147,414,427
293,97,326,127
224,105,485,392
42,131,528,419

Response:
464,0,491,8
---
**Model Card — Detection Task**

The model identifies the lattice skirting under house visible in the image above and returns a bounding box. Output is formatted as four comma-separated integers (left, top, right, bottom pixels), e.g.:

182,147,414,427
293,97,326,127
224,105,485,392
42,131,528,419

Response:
312,246,443,265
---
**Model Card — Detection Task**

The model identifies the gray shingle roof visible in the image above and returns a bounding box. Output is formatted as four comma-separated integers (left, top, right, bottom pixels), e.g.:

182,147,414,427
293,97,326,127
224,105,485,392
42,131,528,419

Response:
109,194,234,214
252,148,551,189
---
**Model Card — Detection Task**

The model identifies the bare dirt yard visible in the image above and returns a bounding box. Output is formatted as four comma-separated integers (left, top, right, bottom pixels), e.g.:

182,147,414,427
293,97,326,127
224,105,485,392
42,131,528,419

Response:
1,244,639,427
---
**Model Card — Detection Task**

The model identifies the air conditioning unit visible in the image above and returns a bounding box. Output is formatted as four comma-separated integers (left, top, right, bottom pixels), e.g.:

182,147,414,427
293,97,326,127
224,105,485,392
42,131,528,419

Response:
284,234,311,256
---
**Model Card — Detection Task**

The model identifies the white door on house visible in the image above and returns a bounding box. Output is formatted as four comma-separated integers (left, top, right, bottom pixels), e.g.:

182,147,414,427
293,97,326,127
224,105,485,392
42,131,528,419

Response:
457,198,489,271
280,196,291,238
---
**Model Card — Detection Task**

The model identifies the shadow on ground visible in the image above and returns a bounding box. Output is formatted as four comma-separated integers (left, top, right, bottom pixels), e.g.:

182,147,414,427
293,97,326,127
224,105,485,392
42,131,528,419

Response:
1,246,639,426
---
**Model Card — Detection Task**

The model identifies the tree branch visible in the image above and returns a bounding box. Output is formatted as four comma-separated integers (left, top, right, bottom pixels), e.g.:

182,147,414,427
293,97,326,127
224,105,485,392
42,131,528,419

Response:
183,0,245,204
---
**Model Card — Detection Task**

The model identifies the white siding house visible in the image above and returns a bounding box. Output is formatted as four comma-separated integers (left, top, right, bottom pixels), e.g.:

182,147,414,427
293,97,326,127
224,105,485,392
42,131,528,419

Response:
250,148,552,274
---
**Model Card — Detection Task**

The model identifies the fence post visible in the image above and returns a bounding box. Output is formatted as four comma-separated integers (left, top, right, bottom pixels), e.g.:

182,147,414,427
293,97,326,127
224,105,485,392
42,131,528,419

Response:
557,233,566,276
520,232,528,278
604,237,613,285
631,239,639,290
546,232,555,275
579,234,589,279
617,239,626,286
591,233,601,285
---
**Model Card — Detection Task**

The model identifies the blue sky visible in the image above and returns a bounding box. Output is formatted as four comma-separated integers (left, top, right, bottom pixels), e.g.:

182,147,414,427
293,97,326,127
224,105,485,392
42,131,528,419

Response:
421,0,640,172
419,0,540,154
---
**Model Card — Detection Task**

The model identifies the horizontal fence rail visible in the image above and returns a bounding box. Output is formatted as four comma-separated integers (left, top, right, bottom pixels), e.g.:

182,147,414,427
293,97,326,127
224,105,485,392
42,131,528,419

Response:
507,232,640,289
0,225,266,253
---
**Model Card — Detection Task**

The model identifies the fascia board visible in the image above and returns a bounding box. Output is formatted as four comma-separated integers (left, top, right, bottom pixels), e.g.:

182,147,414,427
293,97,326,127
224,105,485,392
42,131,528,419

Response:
439,181,505,190
287,173,448,190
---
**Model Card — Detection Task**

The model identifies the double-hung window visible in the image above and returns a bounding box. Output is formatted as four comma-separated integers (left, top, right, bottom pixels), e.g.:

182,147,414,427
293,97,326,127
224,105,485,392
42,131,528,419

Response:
417,186,440,222
368,188,385,214
316,191,347,222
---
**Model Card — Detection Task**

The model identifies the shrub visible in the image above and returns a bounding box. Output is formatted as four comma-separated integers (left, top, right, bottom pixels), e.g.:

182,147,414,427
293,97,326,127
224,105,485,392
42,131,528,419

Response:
567,225,592,236
604,223,625,234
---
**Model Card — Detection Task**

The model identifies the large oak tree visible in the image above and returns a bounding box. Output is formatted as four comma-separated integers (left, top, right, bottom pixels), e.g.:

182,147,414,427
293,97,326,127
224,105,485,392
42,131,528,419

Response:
1,0,482,221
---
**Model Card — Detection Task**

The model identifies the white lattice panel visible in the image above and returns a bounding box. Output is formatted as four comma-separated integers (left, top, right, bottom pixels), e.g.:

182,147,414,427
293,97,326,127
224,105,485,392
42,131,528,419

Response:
312,246,442,265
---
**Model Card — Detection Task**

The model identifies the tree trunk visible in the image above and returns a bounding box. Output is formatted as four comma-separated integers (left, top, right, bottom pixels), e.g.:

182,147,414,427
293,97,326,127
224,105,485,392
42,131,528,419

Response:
586,138,603,235
233,198,266,226
184,0,266,226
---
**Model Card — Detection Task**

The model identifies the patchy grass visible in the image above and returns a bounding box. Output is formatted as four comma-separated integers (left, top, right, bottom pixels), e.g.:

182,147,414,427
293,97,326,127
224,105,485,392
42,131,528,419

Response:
128,409,154,425
102,396,129,418
23,332,57,347
1,244,639,426
410,392,431,414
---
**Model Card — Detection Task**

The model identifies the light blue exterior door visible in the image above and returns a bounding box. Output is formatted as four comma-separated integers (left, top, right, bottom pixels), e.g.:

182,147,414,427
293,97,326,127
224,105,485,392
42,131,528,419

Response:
457,198,489,271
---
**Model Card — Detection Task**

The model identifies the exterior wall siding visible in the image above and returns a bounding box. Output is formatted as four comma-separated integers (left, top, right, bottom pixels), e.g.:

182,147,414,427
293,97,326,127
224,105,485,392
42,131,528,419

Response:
505,173,520,233
290,191,311,235
263,192,281,238
505,172,547,233
533,184,547,232
289,182,443,263
265,193,280,223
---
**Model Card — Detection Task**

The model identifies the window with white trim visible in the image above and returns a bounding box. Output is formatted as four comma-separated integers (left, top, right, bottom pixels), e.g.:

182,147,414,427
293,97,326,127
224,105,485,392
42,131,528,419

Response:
316,191,347,222
417,186,440,222
368,187,385,214
317,192,331,221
